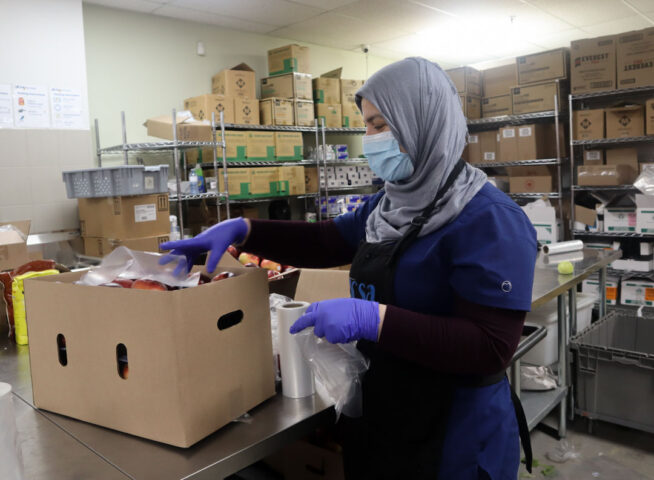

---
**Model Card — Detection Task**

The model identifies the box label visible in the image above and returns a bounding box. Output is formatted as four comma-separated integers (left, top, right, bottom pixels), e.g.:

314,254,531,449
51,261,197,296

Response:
144,177,155,190
503,129,516,138
483,152,496,161
134,204,157,223
519,127,533,137
469,135,478,144
586,151,601,161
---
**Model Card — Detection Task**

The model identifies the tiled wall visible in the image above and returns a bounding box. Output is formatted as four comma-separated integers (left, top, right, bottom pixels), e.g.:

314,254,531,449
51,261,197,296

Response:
0,129,93,233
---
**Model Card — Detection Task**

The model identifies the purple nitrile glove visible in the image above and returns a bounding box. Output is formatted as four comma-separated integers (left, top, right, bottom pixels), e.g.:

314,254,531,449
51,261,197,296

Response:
289,298,380,344
159,217,249,276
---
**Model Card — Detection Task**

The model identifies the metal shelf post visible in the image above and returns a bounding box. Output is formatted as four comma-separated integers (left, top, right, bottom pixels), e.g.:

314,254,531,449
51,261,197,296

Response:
94,118,102,167
171,108,184,235
219,110,230,219
120,111,129,166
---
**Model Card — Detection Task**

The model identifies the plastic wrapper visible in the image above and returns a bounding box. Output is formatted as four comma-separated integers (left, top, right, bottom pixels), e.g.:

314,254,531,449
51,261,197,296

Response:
546,439,580,463
520,366,556,391
78,247,200,288
269,293,292,382
0,383,24,480
296,329,370,419
634,166,654,195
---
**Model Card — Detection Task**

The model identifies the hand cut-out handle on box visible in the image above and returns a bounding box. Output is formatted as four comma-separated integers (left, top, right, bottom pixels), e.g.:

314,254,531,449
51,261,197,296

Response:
116,343,129,379
217,310,243,331
57,334,67,366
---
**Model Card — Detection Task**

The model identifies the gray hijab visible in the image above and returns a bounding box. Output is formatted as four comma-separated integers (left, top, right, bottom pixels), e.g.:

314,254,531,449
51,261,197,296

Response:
356,57,487,243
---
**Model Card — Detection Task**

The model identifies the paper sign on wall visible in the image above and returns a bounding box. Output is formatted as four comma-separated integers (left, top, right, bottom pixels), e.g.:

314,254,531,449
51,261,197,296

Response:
0,84,13,127
13,84,50,128
50,87,86,129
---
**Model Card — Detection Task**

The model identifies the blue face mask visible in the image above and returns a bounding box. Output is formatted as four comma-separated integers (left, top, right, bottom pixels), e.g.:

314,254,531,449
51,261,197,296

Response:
362,131,414,182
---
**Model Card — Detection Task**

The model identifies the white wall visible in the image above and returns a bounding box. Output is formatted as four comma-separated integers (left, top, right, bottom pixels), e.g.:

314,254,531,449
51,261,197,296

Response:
0,0,92,233
83,4,395,149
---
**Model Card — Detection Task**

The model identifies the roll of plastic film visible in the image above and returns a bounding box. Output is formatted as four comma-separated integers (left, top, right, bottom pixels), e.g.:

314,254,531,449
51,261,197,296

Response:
0,383,24,480
542,240,584,255
277,302,315,398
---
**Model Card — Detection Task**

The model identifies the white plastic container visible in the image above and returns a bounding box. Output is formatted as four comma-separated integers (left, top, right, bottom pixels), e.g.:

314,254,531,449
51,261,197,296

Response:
523,292,597,366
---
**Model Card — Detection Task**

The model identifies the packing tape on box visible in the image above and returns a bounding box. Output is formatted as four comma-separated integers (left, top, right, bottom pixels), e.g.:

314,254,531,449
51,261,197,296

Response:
277,302,315,398
0,383,24,480
542,240,584,255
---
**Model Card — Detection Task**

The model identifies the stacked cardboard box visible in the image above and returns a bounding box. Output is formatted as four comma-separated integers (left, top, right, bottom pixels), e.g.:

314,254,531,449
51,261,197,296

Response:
617,27,654,90
78,194,171,257
206,63,260,125
447,66,482,120
312,68,364,128
213,166,306,199
481,64,516,117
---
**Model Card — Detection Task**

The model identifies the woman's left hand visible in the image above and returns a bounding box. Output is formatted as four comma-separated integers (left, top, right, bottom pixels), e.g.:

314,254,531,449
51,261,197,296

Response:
289,298,382,344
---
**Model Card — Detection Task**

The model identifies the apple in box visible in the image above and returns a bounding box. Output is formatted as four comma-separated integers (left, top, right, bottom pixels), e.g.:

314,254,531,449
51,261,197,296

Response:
212,271,235,282
132,279,168,291
239,252,260,266
260,259,282,272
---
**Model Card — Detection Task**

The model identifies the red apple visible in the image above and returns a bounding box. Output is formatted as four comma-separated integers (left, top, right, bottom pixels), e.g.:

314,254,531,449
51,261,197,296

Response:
132,279,167,291
267,270,281,280
261,259,282,272
227,245,240,259
112,279,134,288
212,271,235,282
238,252,260,266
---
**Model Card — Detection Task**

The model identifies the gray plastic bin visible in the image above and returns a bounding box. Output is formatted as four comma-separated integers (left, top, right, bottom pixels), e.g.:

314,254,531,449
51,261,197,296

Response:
62,165,168,198
143,165,169,194
571,310,654,433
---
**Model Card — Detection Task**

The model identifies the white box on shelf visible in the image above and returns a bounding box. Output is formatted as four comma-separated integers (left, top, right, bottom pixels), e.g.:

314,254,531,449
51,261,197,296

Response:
582,275,619,306
521,201,559,245
636,194,654,234
621,278,654,306
611,259,654,272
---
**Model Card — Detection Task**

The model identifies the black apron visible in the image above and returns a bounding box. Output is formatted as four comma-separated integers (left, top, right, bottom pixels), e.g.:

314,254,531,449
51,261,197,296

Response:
340,160,532,479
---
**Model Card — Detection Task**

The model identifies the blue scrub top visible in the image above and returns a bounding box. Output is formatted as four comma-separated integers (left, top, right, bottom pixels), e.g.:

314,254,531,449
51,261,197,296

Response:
334,182,538,480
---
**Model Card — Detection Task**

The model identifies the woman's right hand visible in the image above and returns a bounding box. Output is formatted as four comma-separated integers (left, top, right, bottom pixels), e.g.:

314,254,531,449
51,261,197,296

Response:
159,217,250,275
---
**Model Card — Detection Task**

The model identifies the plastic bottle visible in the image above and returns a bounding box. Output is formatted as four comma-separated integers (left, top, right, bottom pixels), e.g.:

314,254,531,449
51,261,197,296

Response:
189,169,199,194
194,164,206,193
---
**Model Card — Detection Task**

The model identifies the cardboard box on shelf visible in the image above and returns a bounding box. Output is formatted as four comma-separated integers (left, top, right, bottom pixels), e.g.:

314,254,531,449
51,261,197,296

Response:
498,127,518,162
479,130,498,162
259,98,294,126
274,132,303,161
575,204,598,227
573,109,605,140
512,81,566,115
217,168,252,198
250,167,280,196
482,95,512,118
144,114,212,142
584,149,604,165
606,148,638,183
294,100,315,126
278,166,306,195
260,73,312,100
577,165,622,186
0,220,31,271
24,264,275,448
509,176,553,194
647,98,654,135
246,131,275,161
219,131,248,161
446,66,482,96
517,48,569,85
313,76,341,104
304,168,320,193
516,124,554,160
211,63,256,98
521,201,559,244
620,278,654,306
458,94,481,119
507,165,554,178
341,79,364,104
482,63,517,98
636,193,654,233
617,27,654,89
582,276,618,305
184,94,235,124
605,105,645,138
233,98,259,125
316,104,342,128
604,196,637,232
466,134,481,163
342,101,364,127
268,44,310,76
570,36,617,94
83,234,170,258
78,194,170,239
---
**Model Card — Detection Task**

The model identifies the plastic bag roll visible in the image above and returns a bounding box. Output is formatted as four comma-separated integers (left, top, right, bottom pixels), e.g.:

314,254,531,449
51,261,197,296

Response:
0,383,24,480
277,302,315,398
542,240,584,255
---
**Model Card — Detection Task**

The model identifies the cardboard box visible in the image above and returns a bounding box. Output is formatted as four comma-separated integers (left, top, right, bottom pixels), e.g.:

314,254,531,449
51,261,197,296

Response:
24,265,275,448
617,28,654,89
316,104,342,128
0,221,31,271
211,63,256,99
570,36,617,94
637,193,654,233
217,168,252,198
341,79,364,104
573,109,605,140
584,149,604,165
647,98,654,135
274,132,303,161
83,234,170,258
260,73,312,100
605,197,637,231
582,277,618,305
446,66,482,96
606,148,638,183
510,176,553,193
517,124,554,160
482,64,517,98
482,95,512,118
498,127,518,162
182,132,249,163
304,168,320,193
233,98,259,125
575,204,598,227
466,134,481,163
268,44,310,76
517,48,569,85
488,176,509,192
278,166,306,195
512,81,566,115
613,258,653,272
144,114,212,142
577,165,622,186
605,105,645,138
521,202,559,244
342,101,364,127
246,131,275,161
480,130,498,162
294,100,315,127
458,94,481,119
313,77,340,104
78,194,170,239
260,98,294,126
184,94,235,124
620,278,654,306
250,167,279,196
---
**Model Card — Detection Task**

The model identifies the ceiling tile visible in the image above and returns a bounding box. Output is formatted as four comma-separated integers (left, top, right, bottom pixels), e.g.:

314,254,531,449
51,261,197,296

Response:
525,0,635,28
83,0,166,13
153,5,278,33
528,27,588,49
582,14,652,36
287,0,358,10
624,0,654,13
168,0,324,27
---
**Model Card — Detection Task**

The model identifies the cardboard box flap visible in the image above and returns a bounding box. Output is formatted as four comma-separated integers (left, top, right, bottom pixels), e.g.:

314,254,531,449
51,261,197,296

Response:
0,225,27,247
606,194,636,208
143,111,195,128
321,68,342,79
217,252,242,268
294,269,350,303
230,63,255,72
575,205,598,226
0,220,30,240
606,104,644,113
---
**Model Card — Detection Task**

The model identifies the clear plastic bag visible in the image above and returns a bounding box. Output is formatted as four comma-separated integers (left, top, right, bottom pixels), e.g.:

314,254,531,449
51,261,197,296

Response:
634,165,654,195
296,329,370,419
269,293,292,382
520,366,557,391
78,247,200,288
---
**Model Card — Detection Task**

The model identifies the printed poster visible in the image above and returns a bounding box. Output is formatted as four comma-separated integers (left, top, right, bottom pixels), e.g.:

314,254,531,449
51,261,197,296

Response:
13,84,50,128
50,87,87,129
0,84,12,127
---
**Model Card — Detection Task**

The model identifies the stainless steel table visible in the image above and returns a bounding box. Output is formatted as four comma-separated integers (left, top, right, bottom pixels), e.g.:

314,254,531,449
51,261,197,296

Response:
0,247,621,478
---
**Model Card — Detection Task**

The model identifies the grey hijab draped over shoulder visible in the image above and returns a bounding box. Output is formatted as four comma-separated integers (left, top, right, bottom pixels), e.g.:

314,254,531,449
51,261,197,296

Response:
355,57,487,243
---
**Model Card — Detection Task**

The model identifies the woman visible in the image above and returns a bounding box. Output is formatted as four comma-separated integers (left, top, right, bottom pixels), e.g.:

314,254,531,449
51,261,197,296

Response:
161,57,537,480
